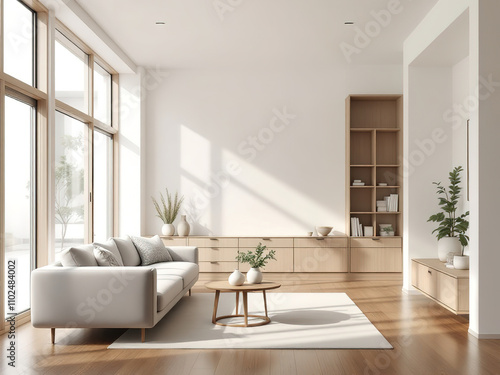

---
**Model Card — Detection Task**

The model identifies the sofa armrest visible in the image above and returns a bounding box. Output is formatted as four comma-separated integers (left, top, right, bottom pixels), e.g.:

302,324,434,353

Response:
31,266,157,328
166,246,198,264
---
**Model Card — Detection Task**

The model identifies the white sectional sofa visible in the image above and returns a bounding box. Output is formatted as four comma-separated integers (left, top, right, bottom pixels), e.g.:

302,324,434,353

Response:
31,236,199,343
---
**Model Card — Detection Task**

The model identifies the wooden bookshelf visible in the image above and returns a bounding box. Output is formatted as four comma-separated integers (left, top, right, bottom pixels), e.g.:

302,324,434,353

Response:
346,94,403,238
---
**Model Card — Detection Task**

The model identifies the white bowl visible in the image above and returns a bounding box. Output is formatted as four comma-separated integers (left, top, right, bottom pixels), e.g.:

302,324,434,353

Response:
316,226,333,236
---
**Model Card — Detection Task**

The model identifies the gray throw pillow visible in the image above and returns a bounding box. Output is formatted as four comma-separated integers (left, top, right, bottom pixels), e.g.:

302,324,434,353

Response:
93,239,124,266
130,235,173,266
60,244,98,267
111,236,141,266
93,246,122,266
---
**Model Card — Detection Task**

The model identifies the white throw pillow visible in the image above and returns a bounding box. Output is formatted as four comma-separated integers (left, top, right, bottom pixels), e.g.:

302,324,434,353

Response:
60,244,98,267
111,236,141,266
93,246,122,267
130,235,173,266
93,239,124,266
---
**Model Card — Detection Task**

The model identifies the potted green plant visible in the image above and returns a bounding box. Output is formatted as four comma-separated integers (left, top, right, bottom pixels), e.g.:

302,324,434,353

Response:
428,166,469,264
152,189,184,236
236,243,276,284
380,226,394,237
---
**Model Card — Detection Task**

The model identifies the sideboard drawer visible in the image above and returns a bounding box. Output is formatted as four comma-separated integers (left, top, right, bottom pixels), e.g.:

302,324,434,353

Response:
412,261,438,298
351,248,402,272
161,237,188,246
293,248,348,272
199,261,238,273
188,237,238,248
199,248,238,262
239,237,293,248
350,237,402,248
294,237,348,248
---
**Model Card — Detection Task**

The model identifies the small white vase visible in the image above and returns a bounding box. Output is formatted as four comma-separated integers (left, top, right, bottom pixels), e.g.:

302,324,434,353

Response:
161,223,175,236
177,215,190,236
454,255,469,270
228,269,245,286
438,237,462,262
246,267,263,284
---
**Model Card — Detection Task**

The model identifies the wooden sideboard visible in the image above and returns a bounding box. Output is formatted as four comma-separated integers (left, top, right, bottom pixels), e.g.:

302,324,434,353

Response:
411,259,469,314
160,236,402,274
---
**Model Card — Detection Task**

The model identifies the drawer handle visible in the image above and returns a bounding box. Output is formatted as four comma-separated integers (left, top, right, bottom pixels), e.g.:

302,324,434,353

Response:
209,238,218,241
428,270,432,274
210,261,218,264
315,237,325,241
371,238,380,241
262,238,271,241
211,247,219,250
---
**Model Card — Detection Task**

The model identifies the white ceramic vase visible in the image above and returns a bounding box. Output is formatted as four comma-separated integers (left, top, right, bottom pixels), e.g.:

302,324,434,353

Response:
177,215,190,236
228,269,245,286
453,255,469,270
438,237,462,262
161,223,175,236
246,267,263,284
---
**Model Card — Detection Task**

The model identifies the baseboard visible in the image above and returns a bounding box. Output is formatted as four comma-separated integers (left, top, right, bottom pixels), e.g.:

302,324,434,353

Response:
468,328,500,339
402,287,421,295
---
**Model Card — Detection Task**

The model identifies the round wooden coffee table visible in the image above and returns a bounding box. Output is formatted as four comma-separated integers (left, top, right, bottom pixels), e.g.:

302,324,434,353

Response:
205,281,281,327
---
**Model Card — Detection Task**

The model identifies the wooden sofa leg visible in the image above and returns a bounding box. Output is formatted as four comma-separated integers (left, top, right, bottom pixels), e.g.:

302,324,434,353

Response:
189,288,192,296
51,328,55,344
141,328,145,343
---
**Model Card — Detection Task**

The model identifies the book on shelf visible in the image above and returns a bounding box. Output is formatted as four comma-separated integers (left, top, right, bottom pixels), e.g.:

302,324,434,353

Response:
350,217,363,237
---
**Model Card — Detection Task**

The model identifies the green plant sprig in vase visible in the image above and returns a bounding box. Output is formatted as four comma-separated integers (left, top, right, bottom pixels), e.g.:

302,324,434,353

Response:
236,243,276,284
427,166,469,262
152,189,184,236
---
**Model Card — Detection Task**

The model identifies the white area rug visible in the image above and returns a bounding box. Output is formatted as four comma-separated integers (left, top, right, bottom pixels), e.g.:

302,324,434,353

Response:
109,293,392,349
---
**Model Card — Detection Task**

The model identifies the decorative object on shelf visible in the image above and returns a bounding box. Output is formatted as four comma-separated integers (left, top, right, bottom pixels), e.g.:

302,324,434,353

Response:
352,179,365,186
380,225,394,236
316,226,333,236
152,188,184,236
228,269,245,286
177,214,190,236
378,182,388,186
364,226,374,237
453,255,469,270
236,243,276,284
428,166,469,262
446,252,456,268
307,231,313,236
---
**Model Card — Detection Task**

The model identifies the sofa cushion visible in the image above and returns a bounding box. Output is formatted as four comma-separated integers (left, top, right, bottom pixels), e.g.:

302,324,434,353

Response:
93,239,124,265
131,235,173,266
111,236,141,266
156,276,183,312
93,246,122,267
152,262,199,288
60,244,98,267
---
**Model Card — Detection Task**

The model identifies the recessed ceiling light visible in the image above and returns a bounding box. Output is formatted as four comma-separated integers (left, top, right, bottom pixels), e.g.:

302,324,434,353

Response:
156,21,166,25
344,21,354,25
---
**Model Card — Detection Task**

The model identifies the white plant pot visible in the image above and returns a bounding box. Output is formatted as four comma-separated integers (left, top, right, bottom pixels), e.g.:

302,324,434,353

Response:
177,215,190,236
453,255,469,270
161,223,175,236
246,267,263,284
228,269,245,286
438,237,462,262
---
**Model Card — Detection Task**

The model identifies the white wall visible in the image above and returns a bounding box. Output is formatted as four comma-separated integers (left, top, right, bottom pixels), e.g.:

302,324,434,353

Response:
144,65,402,236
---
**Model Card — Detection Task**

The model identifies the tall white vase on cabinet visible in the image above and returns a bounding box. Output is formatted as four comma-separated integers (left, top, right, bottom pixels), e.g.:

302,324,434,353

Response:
177,215,190,236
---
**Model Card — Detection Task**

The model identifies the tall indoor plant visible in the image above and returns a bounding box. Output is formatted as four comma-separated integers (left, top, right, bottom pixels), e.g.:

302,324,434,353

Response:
152,189,184,236
236,243,276,284
428,166,469,262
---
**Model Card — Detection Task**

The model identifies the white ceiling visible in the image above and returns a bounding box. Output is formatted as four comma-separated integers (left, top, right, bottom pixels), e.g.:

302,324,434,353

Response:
75,0,438,69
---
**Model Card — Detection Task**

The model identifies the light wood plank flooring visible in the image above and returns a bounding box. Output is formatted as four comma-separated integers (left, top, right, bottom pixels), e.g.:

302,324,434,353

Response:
2,278,500,374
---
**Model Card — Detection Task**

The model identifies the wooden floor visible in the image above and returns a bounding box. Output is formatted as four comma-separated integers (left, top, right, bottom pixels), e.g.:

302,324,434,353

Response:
2,277,500,375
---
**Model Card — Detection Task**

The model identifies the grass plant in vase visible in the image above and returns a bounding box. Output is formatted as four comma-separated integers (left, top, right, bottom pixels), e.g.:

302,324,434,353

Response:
236,243,276,284
152,189,184,236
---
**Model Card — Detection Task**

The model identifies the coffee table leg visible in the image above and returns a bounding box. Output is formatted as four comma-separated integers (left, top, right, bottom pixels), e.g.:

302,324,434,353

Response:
212,290,220,324
263,290,268,317
235,291,239,315
243,291,248,326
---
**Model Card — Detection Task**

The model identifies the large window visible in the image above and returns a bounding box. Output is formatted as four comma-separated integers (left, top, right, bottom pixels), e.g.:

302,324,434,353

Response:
93,131,113,242
54,112,87,259
3,0,36,86
55,31,89,114
94,64,112,125
3,94,36,315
